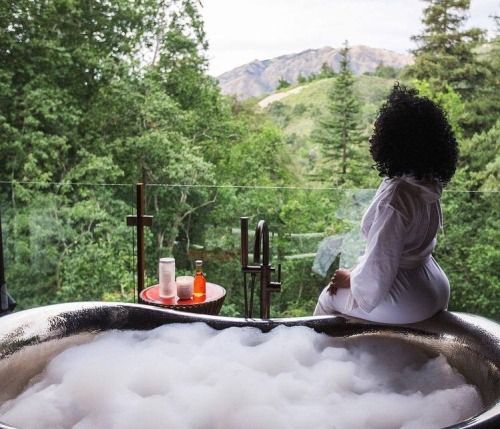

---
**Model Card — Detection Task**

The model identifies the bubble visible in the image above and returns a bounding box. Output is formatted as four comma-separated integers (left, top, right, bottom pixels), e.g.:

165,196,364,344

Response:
0,324,483,429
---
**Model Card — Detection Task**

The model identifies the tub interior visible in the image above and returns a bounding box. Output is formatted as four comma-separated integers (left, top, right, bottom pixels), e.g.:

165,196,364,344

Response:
1,326,498,409
0,333,97,403
0,303,499,429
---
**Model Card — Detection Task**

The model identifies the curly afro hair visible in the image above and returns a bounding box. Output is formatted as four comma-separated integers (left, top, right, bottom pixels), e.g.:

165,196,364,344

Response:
369,83,458,185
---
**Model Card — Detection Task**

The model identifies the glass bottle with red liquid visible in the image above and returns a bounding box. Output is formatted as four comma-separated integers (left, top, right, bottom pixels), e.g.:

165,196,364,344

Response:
193,259,206,298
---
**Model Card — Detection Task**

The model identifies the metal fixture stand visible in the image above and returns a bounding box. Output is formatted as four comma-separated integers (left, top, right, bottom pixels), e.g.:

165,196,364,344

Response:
240,217,281,318
0,207,16,316
126,183,153,302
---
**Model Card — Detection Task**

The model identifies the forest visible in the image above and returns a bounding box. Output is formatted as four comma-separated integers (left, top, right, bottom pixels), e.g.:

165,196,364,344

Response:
0,0,498,320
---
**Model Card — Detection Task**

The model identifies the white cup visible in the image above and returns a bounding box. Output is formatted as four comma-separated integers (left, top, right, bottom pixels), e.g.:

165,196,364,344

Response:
159,257,176,298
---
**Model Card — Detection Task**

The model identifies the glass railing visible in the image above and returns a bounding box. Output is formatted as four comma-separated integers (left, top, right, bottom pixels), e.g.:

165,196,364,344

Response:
0,181,136,310
1,181,498,320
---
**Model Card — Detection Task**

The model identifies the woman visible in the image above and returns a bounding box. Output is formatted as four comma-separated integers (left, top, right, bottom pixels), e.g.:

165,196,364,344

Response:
314,84,458,324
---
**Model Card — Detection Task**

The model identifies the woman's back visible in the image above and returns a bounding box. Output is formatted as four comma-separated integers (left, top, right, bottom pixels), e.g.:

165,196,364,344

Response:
362,176,443,270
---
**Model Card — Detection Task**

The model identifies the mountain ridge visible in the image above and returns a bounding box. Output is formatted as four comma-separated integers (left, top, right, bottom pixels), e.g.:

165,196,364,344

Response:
216,45,413,99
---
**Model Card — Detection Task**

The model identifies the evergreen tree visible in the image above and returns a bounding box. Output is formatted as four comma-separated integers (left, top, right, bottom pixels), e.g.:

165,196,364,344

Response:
408,0,486,99
313,41,363,186
461,14,500,134
319,62,336,79
373,61,399,79
277,77,291,90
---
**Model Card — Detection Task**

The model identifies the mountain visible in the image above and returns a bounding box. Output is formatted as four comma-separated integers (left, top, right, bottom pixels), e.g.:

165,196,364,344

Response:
216,45,413,99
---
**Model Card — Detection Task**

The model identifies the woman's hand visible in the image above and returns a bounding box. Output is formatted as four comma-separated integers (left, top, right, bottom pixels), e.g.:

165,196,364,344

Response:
328,268,351,295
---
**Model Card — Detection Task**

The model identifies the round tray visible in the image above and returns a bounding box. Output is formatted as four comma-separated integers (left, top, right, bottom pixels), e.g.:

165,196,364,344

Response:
140,282,226,315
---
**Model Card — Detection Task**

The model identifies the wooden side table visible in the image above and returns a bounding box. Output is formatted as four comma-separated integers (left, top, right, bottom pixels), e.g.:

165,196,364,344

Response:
140,282,226,316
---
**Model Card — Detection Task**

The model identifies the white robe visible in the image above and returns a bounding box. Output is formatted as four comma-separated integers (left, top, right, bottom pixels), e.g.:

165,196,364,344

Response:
314,176,450,324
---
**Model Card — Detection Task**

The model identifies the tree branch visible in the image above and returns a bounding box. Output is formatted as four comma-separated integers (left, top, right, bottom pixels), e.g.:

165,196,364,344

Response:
179,191,218,222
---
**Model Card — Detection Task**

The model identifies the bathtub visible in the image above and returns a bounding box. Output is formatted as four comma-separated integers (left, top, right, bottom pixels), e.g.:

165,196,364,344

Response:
0,302,499,428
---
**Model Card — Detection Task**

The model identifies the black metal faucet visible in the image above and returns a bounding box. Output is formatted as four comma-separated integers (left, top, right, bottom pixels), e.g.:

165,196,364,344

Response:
240,217,281,319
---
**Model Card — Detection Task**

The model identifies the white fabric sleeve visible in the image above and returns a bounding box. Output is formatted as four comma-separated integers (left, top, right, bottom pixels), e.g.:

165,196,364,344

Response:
349,203,407,313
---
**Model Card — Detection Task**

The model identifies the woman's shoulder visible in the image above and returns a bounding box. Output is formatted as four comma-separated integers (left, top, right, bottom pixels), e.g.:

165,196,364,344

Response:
381,176,442,201
377,175,442,219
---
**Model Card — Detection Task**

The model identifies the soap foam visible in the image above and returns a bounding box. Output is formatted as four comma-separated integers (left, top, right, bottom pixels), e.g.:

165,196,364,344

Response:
0,324,483,429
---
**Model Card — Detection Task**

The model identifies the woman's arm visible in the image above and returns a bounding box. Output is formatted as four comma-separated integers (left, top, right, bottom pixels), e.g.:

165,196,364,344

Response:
349,203,407,312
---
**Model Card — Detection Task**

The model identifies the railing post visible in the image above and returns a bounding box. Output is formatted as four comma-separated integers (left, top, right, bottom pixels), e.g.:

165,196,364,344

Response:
0,206,16,316
126,183,153,302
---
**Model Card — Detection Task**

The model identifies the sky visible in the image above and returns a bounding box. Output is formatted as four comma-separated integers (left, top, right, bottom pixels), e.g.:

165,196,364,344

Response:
201,0,499,76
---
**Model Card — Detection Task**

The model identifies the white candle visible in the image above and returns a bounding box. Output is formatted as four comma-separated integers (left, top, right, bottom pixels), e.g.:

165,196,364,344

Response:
176,276,194,300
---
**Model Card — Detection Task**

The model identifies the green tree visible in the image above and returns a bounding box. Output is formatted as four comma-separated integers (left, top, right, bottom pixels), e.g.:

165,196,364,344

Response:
408,0,486,99
266,101,291,128
412,79,465,139
277,77,291,90
0,0,237,309
373,62,399,79
459,120,500,191
437,189,499,320
318,62,336,79
313,41,363,186
460,14,500,134
0,0,157,183
0,0,159,308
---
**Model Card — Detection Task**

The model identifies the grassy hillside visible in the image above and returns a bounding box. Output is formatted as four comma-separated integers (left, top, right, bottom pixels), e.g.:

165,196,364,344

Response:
259,75,397,185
